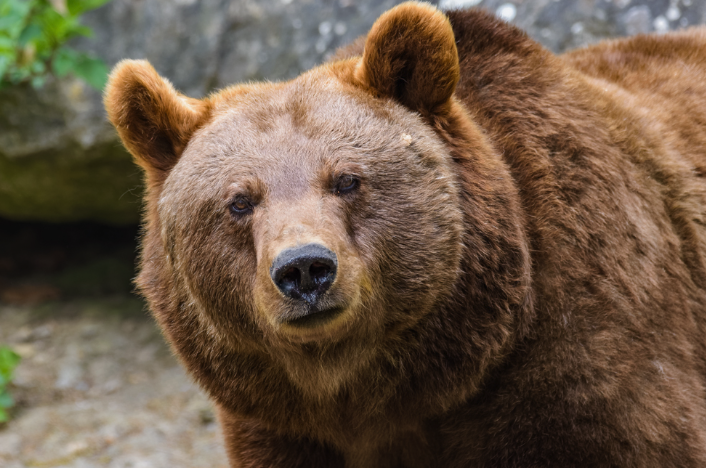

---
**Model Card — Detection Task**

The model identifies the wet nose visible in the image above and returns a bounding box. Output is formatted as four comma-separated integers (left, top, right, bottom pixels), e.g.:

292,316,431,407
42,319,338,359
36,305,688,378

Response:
270,243,338,305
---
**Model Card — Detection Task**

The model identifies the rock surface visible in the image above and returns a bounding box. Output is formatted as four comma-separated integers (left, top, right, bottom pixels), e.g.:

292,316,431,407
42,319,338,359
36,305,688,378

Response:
1,0,703,223
442,0,703,53
0,79,141,225
0,298,229,467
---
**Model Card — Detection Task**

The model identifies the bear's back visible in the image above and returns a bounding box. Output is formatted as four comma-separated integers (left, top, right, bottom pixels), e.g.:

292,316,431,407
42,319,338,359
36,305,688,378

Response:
436,11,706,467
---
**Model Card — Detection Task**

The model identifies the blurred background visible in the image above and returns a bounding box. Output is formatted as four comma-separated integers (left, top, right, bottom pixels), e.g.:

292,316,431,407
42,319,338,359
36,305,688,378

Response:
0,0,702,466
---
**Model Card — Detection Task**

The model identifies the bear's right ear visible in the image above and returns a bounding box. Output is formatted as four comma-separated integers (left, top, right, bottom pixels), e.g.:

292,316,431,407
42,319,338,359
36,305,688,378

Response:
104,60,210,180
354,2,460,116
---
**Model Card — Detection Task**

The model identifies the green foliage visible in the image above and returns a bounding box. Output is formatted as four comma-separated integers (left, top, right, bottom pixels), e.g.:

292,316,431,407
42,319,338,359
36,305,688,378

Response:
0,346,20,423
0,0,110,90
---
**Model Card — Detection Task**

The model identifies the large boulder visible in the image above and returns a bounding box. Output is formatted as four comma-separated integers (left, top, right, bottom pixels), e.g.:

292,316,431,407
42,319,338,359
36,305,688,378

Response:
0,79,140,225
445,0,702,52
1,0,701,224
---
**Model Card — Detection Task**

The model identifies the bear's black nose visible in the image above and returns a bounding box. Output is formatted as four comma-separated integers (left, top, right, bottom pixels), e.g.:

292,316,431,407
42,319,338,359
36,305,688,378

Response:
270,243,337,305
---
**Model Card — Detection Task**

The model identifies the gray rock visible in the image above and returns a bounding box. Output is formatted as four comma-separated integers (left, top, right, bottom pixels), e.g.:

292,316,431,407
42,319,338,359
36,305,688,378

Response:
624,5,653,35
0,78,142,224
1,0,703,223
55,344,86,390
463,0,703,52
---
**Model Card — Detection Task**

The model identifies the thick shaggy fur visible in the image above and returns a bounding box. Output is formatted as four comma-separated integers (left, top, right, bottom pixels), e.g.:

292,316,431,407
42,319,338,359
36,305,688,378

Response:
105,3,706,466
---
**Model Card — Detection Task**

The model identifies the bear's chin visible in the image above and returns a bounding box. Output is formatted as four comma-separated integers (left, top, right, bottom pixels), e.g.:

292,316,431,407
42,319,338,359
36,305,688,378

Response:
275,306,353,344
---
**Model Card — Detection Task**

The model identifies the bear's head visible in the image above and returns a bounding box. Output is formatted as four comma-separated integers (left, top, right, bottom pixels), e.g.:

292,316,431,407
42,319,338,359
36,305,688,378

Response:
105,2,532,415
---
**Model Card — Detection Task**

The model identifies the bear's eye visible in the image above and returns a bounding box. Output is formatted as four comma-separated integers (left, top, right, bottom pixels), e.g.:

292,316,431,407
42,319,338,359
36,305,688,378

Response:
335,175,359,196
230,197,253,216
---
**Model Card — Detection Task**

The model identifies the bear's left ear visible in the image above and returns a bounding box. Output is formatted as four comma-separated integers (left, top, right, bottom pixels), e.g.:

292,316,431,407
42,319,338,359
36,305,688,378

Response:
355,2,460,115
104,60,211,182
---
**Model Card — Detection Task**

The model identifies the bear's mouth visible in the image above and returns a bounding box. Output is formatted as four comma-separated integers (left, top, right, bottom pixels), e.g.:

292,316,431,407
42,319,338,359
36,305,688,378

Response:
283,306,345,329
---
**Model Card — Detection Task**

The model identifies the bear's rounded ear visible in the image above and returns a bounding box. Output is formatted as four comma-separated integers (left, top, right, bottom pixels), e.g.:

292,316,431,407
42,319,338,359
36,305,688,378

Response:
355,2,460,115
104,60,210,179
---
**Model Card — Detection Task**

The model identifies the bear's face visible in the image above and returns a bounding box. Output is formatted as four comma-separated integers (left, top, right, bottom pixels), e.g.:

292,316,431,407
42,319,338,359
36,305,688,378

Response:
158,73,463,347
105,3,531,404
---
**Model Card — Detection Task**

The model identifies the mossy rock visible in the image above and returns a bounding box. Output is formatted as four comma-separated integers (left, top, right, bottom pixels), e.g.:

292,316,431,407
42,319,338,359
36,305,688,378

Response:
0,78,143,225
0,142,142,225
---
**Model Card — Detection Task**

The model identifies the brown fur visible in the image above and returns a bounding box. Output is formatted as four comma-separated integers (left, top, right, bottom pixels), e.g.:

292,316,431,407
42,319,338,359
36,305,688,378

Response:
104,2,706,466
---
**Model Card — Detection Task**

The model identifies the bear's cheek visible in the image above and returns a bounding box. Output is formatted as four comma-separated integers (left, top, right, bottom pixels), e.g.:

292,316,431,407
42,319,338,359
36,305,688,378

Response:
346,178,463,326
173,222,260,334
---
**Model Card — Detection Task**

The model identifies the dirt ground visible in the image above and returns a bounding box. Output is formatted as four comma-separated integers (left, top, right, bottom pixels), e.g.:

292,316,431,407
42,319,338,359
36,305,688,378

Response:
0,220,229,467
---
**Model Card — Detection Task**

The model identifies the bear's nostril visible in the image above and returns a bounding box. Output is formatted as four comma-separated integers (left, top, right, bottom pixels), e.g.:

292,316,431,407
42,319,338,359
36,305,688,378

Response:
281,267,300,284
270,244,338,305
279,267,302,297
309,262,331,285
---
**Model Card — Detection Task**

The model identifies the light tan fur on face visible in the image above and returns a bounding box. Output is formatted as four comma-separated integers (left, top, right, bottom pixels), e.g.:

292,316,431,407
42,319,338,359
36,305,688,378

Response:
140,67,463,394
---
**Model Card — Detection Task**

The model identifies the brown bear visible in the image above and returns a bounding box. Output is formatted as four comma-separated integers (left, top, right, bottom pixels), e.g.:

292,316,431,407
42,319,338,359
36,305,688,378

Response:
104,2,706,467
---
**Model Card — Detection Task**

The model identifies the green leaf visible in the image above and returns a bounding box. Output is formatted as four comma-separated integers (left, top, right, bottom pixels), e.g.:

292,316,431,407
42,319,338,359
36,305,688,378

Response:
72,54,107,89
0,0,108,90
30,59,46,74
4,0,33,16
37,7,68,42
18,23,43,45
0,16,18,34
31,74,45,88
0,347,20,378
0,391,14,409
52,46,79,76
0,36,14,51
67,0,110,16
64,23,92,39
0,13,28,37
0,1,31,35
0,346,19,423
